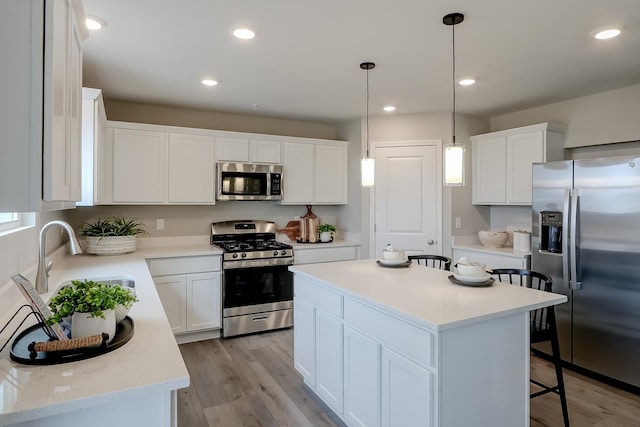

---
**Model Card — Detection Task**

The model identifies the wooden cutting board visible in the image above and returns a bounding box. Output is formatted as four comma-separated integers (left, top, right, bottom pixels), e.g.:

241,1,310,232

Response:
299,205,319,243
276,221,300,241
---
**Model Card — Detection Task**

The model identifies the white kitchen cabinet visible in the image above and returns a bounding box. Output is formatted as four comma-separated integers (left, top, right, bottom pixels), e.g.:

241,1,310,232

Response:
294,276,435,426
104,123,216,204
148,255,222,341
1,0,86,211
293,297,316,385
315,309,344,414
344,326,381,427
282,140,348,205
78,88,107,206
154,275,188,334
112,128,167,203
381,348,433,427
471,123,564,205
168,133,215,203
215,136,282,164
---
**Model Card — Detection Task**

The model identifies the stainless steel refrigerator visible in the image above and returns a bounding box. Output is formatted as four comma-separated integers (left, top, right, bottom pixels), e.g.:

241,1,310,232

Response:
532,156,640,389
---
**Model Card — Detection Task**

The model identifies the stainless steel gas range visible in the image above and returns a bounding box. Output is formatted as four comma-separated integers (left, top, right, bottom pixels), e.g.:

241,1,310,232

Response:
211,220,294,338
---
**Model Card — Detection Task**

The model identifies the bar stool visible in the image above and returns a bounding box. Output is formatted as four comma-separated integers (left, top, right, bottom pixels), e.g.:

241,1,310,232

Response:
408,255,452,271
490,268,570,427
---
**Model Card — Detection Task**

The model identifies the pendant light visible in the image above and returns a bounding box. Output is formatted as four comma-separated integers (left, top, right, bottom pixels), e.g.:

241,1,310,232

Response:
443,13,465,187
360,62,375,187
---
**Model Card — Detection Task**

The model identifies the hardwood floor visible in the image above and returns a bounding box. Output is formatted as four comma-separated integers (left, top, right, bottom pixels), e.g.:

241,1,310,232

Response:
178,328,640,427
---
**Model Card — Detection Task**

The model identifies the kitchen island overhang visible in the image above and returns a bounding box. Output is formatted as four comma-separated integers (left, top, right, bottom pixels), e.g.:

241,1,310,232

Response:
290,259,567,427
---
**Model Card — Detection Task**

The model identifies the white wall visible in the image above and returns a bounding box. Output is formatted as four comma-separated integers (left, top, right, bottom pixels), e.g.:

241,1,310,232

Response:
490,83,640,149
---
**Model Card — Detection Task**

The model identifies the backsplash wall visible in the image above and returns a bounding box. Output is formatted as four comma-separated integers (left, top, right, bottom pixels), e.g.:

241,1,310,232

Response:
62,204,344,240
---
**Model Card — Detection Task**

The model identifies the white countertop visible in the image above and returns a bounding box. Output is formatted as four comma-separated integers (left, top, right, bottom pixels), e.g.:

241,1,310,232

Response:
289,239,361,249
0,239,222,425
452,235,531,258
290,259,566,331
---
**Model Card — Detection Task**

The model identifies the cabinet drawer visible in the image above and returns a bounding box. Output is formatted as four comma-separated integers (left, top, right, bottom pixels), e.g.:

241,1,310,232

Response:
344,298,434,368
148,255,221,276
294,276,342,318
294,246,358,265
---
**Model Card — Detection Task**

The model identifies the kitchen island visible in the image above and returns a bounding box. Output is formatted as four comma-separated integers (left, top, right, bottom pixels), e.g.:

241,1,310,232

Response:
290,259,567,427
0,239,222,427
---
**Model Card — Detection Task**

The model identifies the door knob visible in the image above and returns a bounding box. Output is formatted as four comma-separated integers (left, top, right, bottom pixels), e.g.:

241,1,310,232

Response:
427,240,435,245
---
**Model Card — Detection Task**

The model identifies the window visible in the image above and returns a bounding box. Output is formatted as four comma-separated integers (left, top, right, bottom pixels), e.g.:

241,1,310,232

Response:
0,212,34,234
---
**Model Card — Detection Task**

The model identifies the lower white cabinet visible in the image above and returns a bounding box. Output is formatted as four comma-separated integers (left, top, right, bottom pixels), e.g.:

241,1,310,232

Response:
294,276,435,427
381,348,433,427
315,309,344,413
344,326,381,427
148,256,221,336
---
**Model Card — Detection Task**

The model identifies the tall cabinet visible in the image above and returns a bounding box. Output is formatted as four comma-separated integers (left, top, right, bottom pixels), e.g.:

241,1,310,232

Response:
471,122,565,205
1,0,87,211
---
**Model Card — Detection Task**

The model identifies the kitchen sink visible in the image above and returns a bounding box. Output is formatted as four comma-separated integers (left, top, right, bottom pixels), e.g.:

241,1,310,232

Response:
58,275,136,291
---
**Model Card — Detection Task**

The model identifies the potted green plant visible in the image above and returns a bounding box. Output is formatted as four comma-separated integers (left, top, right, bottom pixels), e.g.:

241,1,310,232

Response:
78,216,148,255
48,279,138,342
318,223,336,242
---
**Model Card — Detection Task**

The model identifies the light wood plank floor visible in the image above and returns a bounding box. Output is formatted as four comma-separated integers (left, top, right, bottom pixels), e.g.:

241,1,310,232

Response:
178,328,640,427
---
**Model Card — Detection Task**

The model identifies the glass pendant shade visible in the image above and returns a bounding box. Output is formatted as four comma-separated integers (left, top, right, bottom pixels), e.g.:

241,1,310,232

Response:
361,157,375,187
444,144,465,186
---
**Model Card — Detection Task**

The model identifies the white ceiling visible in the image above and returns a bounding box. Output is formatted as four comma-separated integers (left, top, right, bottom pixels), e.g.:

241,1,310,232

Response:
81,0,640,124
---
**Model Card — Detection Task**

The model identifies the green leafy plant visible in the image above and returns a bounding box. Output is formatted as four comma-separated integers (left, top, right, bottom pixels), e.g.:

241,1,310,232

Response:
318,223,336,234
47,280,138,324
77,216,148,238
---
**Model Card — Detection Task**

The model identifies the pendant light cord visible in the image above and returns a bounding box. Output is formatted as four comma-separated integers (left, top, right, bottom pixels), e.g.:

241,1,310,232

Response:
366,67,370,157
452,21,456,146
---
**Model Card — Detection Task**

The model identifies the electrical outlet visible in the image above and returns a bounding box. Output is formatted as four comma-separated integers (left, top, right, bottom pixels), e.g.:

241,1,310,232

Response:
294,215,300,220
157,218,165,230
455,217,462,229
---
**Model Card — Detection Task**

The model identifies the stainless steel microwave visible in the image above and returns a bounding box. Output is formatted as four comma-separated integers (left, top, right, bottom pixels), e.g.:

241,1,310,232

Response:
216,163,283,201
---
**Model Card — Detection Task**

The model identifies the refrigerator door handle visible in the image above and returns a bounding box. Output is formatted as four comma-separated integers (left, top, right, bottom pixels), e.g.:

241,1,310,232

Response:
562,188,571,288
570,189,582,290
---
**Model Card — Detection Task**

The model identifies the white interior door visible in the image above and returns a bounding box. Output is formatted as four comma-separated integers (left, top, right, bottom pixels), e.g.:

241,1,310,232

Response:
374,142,442,258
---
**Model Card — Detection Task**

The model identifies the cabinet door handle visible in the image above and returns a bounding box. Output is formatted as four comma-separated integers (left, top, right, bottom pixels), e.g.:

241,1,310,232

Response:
427,240,435,245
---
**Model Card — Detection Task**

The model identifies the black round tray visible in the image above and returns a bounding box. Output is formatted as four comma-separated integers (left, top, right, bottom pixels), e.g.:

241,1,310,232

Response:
448,275,495,287
10,316,134,365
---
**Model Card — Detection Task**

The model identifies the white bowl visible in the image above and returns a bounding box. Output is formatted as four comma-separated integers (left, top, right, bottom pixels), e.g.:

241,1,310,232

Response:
456,262,487,277
478,230,509,248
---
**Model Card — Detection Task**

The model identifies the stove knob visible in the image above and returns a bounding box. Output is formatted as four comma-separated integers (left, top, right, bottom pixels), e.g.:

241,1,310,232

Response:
241,253,247,258
232,253,238,259
281,250,287,256
273,250,279,256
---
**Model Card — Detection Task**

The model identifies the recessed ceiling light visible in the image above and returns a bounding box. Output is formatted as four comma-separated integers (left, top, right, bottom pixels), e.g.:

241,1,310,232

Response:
233,28,255,40
383,106,396,112
592,25,624,40
85,15,107,30
201,79,218,86
458,78,476,86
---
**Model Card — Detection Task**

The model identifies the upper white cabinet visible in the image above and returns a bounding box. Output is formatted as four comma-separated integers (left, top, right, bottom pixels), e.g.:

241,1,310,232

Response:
112,128,167,203
1,0,87,211
282,140,348,205
215,136,282,164
471,123,565,205
102,122,215,204
169,133,215,203
97,120,346,205
78,88,107,206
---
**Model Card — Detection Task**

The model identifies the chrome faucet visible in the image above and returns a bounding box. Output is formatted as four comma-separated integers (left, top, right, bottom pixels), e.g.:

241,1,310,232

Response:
35,220,83,294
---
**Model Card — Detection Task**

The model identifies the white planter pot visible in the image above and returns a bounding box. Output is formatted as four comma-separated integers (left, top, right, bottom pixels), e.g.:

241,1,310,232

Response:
71,310,116,343
320,231,332,242
84,236,138,255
